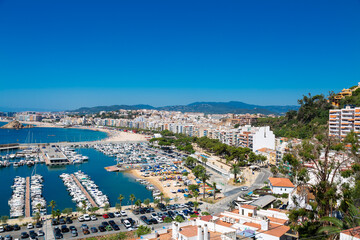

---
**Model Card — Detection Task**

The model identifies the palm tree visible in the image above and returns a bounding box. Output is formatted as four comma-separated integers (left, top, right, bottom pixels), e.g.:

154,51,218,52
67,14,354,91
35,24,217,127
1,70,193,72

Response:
231,164,240,183
48,200,56,219
55,209,61,221
212,182,217,200
200,172,210,199
81,200,87,214
33,212,41,223
36,203,42,214
118,194,124,211
164,197,170,206
193,202,199,211
318,203,360,239
193,190,199,202
159,192,164,204
130,194,136,209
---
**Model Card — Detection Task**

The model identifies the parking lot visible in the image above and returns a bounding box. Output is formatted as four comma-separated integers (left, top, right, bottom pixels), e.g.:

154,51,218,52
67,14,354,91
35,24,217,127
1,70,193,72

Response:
0,201,202,240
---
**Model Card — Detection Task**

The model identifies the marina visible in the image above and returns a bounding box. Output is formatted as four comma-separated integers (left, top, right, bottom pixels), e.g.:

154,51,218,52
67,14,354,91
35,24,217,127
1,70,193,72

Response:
8,176,26,218
25,177,30,217
30,174,46,215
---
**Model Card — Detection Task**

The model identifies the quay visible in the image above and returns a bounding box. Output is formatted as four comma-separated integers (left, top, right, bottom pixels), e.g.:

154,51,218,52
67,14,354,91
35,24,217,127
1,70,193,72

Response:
70,174,98,208
0,143,19,151
25,177,30,218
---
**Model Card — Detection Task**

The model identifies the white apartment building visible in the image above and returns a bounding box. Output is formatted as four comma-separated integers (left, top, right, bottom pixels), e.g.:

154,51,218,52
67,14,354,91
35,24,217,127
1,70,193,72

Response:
329,105,360,139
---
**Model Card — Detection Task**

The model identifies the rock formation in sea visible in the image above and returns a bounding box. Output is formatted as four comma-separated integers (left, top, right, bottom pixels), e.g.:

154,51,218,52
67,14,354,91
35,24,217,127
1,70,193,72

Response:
0,121,34,129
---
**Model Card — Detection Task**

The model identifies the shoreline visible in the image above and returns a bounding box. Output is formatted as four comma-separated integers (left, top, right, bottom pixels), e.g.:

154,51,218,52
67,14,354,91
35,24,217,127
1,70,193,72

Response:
0,120,148,143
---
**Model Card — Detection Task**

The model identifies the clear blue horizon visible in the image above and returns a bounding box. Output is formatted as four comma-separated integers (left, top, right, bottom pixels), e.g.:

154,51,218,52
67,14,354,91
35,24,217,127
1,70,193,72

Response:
1,0,359,110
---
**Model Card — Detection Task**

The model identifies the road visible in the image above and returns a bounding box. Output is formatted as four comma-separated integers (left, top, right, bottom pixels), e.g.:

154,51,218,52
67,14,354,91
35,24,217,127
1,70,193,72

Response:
202,168,272,215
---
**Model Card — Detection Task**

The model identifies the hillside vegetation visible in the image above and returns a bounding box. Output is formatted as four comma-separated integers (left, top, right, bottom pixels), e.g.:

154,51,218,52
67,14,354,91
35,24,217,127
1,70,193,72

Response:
255,94,332,139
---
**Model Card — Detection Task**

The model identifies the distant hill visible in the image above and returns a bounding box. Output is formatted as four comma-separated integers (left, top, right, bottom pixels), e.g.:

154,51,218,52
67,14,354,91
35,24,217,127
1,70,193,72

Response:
70,101,299,115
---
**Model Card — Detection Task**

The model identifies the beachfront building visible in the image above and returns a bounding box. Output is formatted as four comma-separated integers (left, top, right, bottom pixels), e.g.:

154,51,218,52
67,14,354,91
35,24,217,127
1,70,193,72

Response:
236,125,275,152
329,105,360,139
268,177,295,194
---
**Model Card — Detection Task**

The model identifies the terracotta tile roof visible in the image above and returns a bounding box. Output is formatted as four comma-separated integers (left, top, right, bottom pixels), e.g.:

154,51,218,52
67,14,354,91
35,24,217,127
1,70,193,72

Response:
201,215,213,222
180,225,198,238
261,223,290,238
268,177,295,188
268,208,289,214
341,226,360,238
215,219,234,227
243,222,261,229
267,216,288,225
147,231,173,240
240,204,257,210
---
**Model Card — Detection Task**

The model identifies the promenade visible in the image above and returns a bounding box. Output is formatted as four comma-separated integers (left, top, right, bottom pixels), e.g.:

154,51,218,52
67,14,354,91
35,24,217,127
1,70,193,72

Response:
70,174,98,208
25,177,30,218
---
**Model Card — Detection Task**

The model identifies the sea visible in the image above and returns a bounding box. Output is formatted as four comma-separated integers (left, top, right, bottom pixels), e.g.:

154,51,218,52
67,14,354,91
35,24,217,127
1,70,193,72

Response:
0,122,153,217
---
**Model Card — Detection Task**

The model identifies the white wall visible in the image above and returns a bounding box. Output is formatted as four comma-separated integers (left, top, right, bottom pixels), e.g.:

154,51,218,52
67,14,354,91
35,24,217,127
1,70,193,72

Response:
252,127,275,151
340,233,360,240
271,186,294,194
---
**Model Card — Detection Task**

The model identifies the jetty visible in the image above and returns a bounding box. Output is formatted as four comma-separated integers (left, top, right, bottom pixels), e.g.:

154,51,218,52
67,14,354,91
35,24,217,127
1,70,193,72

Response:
0,144,19,151
70,174,98,208
25,177,30,218
104,165,120,172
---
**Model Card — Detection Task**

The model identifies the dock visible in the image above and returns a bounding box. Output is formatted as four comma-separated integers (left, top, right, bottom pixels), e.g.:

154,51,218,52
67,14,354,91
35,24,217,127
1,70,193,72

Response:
70,174,98,208
25,177,30,217
0,143,19,151
41,146,70,165
104,165,120,172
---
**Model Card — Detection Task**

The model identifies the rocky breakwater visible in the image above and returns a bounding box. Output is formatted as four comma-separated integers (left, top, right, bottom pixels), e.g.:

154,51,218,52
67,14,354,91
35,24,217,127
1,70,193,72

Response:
1,121,34,129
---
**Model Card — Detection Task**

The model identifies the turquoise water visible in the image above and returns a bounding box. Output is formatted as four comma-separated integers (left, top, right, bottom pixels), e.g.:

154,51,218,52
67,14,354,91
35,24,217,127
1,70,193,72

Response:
0,122,108,144
0,123,153,217
0,148,153,217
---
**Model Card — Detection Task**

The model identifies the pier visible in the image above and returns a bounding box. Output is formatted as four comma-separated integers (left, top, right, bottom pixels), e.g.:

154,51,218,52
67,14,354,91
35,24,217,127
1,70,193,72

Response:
0,144,19,151
25,177,30,218
70,174,98,208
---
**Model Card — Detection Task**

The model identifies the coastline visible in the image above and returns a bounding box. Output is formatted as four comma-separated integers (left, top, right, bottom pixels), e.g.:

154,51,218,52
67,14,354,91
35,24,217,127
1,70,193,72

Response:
0,120,148,143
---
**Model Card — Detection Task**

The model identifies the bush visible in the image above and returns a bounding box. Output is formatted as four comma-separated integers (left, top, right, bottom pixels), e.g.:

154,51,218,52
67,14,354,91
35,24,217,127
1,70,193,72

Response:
175,215,184,223
202,212,210,216
136,225,151,237
190,214,198,218
164,217,172,223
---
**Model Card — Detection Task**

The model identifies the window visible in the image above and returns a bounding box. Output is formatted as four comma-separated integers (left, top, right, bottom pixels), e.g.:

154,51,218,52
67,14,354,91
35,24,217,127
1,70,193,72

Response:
242,209,244,215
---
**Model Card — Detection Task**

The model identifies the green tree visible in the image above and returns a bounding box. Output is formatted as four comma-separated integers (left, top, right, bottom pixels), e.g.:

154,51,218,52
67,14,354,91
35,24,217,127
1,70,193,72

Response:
200,172,210,198
81,200,87,214
62,208,73,216
130,194,136,209
164,197,171,206
103,203,110,213
164,217,172,223
144,198,150,208
135,225,151,237
33,212,41,223
231,164,240,183
89,207,98,215
48,200,56,219
54,209,61,221
193,190,199,202
193,201,199,211
175,215,184,223
212,182,217,200
1,216,9,224
135,199,142,209
118,194,124,211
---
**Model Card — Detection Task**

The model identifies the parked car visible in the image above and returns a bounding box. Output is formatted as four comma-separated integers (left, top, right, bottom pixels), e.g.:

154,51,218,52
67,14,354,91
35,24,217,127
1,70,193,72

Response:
13,225,20,231
71,230,78,237
37,230,44,237
240,186,249,191
52,219,59,226
90,227,98,233
66,217,73,224
27,224,34,229
82,229,90,235
81,224,89,230
20,232,29,239
61,225,69,233
114,212,121,217
120,210,127,217
83,214,91,221
108,213,115,218
90,215,97,221
59,219,66,225
102,214,109,219
98,226,106,232
77,216,84,222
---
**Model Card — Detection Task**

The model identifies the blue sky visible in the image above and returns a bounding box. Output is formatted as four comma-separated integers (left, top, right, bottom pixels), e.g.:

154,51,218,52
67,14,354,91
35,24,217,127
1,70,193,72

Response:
0,0,359,111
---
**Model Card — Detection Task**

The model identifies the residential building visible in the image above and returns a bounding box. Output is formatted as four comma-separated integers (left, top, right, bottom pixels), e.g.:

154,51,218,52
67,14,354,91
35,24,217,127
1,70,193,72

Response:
329,105,360,139
268,177,295,194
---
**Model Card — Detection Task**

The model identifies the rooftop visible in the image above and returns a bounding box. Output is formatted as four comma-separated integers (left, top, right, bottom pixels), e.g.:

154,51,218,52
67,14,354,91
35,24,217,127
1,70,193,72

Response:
268,177,295,188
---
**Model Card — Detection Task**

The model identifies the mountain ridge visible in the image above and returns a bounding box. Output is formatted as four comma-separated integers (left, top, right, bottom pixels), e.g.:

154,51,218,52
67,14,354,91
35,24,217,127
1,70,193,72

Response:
69,101,299,115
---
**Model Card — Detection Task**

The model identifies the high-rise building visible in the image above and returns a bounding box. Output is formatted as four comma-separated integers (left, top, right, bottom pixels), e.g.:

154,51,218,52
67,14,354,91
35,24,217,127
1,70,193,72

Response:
329,105,360,139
